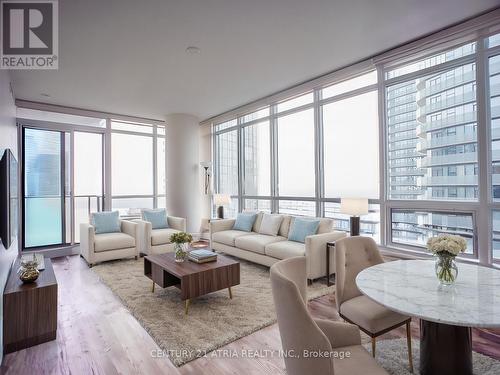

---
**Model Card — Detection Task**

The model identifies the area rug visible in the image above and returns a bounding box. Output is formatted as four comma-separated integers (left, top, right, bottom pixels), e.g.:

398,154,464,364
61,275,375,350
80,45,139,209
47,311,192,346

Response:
92,257,333,366
363,338,500,375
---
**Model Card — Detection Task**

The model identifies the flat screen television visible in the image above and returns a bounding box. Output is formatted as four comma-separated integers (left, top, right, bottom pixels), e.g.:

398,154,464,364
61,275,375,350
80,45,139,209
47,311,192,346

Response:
0,149,18,249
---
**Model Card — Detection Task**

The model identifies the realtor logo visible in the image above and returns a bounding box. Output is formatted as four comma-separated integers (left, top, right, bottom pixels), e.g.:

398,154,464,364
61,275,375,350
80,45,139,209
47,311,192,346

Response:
1,0,58,69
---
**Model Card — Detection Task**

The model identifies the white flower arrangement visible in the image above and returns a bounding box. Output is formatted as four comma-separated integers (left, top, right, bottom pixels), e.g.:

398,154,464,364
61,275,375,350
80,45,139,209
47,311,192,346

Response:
426,234,467,257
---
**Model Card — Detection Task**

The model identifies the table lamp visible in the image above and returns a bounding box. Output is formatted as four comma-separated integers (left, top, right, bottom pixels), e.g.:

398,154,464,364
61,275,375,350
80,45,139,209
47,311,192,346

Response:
340,198,368,236
214,194,231,219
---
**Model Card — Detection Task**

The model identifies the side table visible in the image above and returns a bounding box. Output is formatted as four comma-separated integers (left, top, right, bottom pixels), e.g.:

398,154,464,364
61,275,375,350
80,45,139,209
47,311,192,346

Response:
3,257,58,353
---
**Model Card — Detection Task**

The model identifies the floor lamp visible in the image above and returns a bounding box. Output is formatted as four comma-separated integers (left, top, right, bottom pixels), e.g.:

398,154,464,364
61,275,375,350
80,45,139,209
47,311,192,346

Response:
340,198,368,236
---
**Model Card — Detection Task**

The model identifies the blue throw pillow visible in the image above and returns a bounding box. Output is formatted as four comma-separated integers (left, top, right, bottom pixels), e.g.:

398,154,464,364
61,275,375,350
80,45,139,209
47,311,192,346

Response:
91,211,121,234
288,217,320,243
142,209,169,229
233,212,257,232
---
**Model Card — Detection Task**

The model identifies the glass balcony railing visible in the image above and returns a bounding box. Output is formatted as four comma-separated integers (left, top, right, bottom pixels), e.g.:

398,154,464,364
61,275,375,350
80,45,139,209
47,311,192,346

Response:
417,90,476,118
416,131,477,152
421,69,476,97
416,111,476,135
420,175,478,187
418,152,477,167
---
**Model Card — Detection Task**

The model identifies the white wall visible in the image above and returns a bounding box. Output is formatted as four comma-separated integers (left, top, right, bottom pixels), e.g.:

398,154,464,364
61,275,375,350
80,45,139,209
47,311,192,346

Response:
166,114,201,233
0,70,18,362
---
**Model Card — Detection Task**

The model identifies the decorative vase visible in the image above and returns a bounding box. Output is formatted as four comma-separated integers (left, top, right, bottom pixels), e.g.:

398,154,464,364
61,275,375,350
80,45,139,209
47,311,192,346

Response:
435,253,458,285
19,258,40,283
174,243,189,262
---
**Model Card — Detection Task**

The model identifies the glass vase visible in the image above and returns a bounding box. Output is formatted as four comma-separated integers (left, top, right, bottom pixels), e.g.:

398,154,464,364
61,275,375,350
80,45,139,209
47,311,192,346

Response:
174,243,189,262
435,253,458,286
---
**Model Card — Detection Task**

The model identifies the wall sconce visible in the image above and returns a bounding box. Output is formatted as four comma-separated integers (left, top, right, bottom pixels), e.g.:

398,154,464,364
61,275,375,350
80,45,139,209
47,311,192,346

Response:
200,161,212,195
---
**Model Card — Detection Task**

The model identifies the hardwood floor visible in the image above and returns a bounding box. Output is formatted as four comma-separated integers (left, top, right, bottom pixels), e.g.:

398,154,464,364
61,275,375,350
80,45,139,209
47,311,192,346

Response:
1,255,500,374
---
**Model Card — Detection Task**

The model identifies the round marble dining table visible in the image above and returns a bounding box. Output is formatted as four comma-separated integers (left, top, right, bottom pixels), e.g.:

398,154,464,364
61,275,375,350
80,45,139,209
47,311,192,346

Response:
356,259,500,375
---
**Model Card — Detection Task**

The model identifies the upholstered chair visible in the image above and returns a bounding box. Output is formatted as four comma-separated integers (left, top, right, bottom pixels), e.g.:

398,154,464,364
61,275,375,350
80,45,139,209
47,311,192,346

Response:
335,236,413,372
80,220,138,267
270,257,388,375
135,215,186,255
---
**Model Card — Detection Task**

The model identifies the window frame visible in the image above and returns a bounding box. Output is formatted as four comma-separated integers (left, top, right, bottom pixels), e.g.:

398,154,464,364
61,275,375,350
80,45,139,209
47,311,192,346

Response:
211,15,500,265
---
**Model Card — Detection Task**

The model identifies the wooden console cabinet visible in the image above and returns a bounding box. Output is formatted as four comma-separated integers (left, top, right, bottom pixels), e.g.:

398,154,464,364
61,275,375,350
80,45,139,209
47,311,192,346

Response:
3,258,58,353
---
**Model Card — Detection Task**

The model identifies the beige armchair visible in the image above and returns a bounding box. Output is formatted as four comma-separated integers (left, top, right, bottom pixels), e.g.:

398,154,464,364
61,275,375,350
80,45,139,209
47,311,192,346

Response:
80,220,138,267
335,237,413,372
270,257,388,375
135,216,186,255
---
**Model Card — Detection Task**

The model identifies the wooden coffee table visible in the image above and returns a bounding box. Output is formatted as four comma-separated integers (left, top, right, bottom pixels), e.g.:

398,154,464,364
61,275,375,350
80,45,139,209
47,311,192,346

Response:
144,252,240,314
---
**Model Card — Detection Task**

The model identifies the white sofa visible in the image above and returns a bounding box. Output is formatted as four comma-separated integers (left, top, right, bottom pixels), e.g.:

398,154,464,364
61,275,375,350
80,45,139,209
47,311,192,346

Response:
135,216,187,255
210,212,346,280
80,220,138,267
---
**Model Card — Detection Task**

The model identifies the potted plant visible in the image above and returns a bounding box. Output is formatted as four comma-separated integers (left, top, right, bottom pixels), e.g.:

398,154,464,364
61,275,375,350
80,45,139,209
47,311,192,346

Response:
426,234,467,285
170,232,193,262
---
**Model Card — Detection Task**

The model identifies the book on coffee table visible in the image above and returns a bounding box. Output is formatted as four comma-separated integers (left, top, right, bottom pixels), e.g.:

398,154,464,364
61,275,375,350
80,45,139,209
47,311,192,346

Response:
188,249,217,263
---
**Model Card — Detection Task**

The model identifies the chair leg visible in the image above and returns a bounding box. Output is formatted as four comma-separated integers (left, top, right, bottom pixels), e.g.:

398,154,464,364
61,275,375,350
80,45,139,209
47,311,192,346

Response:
406,321,414,373
135,256,138,260
371,337,376,357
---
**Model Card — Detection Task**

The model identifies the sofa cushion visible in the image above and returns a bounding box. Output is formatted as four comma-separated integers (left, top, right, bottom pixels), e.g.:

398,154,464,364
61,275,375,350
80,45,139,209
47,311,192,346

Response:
278,216,292,237
94,232,135,252
288,217,320,243
91,211,121,234
339,295,408,334
142,209,168,229
265,240,305,259
258,214,284,236
317,218,334,234
233,212,258,232
235,234,286,255
151,228,181,246
252,211,264,232
212,230,253,246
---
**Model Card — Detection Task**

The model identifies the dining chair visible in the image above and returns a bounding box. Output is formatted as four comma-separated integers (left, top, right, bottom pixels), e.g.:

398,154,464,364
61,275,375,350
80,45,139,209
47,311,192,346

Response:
335,236,413,373
270,256,388,375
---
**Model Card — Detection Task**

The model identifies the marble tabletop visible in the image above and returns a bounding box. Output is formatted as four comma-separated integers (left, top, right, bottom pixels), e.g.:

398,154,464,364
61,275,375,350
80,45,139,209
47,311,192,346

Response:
356,259,500,328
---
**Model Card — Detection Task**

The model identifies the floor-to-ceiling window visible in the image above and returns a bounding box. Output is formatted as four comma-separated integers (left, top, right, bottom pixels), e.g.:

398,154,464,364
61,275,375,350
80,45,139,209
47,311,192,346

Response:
384,43,478,255
321,72,380,242
211,15,500,266
18,108,166,251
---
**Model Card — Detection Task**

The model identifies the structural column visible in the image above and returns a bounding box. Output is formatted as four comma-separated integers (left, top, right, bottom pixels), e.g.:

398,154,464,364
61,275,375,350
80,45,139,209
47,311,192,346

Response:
165,114,200,233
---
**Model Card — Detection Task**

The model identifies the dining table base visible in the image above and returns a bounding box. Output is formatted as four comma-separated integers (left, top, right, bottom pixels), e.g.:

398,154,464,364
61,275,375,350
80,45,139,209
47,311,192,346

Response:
420,319,472,375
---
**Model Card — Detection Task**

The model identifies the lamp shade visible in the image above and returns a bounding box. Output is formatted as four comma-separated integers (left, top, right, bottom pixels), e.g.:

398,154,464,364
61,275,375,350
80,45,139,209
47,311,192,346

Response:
214,194,231,206
340,198,368,216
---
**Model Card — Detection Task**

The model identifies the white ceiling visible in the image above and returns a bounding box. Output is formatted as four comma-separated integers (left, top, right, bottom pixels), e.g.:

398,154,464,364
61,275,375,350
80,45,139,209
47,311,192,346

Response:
10,0,500,121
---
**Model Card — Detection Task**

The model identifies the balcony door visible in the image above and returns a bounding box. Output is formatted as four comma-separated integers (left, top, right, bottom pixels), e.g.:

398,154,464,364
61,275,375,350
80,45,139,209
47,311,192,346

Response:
22,127,104,250
23,128,68,249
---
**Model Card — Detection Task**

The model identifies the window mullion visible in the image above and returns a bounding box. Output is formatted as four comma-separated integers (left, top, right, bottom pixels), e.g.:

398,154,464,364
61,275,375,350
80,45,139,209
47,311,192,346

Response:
477,40,492,265
270,104,279,213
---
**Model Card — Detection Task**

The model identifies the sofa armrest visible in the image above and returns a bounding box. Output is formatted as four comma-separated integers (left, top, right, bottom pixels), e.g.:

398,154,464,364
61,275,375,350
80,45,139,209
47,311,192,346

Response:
80,223,95,263
121,220,137,238
314,319,361,349
209,219,236,234
134,219,152,255
167,216,186,231
305,231,347,280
